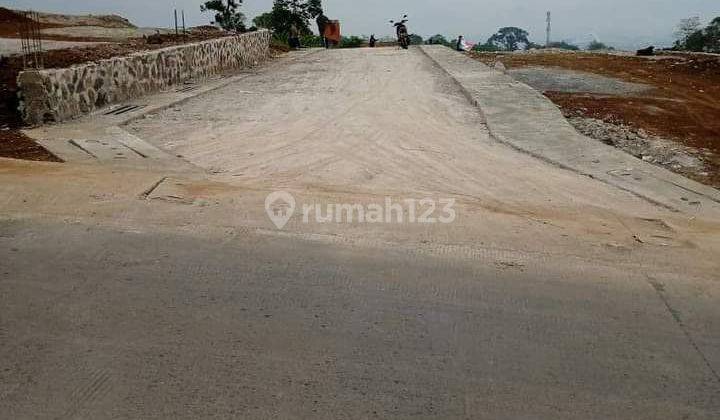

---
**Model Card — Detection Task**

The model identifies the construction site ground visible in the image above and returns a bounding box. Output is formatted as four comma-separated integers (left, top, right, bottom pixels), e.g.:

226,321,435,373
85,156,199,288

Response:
0,7,240,162
470,50,720,189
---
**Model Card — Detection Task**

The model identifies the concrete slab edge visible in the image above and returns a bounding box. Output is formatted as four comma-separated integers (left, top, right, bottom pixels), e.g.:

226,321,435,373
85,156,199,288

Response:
418,45,720,217
21,49,323,167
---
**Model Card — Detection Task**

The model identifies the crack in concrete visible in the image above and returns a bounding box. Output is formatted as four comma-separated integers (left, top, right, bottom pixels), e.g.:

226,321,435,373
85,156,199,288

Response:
139,177,167,200
646,275,720,384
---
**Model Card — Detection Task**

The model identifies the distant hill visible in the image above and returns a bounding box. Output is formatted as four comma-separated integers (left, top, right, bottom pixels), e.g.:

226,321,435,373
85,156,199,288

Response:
33,10,135,29
1,7,136,29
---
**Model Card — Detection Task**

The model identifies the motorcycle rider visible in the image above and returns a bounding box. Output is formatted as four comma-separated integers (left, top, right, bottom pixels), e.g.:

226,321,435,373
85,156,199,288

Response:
391,15,409,49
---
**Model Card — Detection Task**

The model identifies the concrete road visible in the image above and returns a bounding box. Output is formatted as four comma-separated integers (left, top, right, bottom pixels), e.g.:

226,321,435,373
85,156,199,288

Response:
2,47,720,418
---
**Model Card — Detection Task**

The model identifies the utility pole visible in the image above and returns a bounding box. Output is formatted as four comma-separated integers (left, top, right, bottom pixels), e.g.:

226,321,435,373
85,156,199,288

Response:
182,10,186,38
174,9,179,39
546,11,552,47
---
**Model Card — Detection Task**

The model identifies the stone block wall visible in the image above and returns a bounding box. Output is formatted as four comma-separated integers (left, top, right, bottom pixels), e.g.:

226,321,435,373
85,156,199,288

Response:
17,30,271,125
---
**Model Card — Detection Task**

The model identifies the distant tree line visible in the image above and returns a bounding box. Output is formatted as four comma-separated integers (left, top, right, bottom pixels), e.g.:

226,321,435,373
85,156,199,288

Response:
425,28,611,52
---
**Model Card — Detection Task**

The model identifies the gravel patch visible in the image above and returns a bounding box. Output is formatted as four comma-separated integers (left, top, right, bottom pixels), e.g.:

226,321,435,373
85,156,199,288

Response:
568,116,709,174
509,66,652,95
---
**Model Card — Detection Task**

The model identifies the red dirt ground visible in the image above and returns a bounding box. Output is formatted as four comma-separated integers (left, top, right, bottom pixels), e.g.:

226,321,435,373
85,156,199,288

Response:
470,51,720,188
0,130,60,162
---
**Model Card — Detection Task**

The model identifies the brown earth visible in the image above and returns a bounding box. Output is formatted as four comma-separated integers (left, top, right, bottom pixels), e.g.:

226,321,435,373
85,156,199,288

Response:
0,7,136,39
469,51,720,188
0,130,60,161
0,7,64,38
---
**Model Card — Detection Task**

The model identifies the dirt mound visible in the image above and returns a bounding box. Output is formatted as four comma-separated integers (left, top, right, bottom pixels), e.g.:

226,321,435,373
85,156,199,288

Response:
0,7,135,37
191,25,223,33
0,7,47,37
0,7,32,25
33,11,135,29
0,129,60,161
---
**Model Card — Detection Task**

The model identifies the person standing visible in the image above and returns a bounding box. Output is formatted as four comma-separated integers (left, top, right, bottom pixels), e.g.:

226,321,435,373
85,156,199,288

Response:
316,14,330,48
456,35,466,52
289,22,301,49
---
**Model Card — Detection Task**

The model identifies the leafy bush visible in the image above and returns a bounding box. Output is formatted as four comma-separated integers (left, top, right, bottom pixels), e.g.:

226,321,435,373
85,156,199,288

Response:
272,33,324,48
471,43,504,52
408,34,424,45
426,34,451,46
271,33,291,48
339,36,366,48
301,34,325,47
252,12,273,29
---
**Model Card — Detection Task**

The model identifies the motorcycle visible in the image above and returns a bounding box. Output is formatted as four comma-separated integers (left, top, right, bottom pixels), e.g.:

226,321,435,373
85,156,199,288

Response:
390,15,410,49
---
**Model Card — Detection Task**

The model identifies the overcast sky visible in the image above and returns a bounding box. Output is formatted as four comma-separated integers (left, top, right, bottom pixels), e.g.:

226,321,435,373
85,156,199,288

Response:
4,0,720,48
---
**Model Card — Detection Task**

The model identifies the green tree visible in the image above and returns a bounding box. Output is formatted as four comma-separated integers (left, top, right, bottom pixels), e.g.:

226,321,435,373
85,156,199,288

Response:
269,0,313,37
408,34,424,45
339,36,366,48
673,16,720,52
683,30,708,51
201,0,246,32
705,17,720,52
426,34,450,46
252,12,273,29
307,0,323,18
674,16,702,48
486,27,532,51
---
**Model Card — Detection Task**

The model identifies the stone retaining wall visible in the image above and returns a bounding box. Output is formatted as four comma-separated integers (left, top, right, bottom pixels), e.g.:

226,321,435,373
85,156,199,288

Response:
17,30,271,125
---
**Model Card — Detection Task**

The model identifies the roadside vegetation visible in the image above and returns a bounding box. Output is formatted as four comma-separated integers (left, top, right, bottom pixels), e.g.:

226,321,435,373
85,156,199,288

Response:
674,16,720,53
251,0,370,49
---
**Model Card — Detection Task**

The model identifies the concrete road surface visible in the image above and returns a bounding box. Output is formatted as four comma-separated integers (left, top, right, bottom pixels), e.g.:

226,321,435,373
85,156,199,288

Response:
2,47,719,419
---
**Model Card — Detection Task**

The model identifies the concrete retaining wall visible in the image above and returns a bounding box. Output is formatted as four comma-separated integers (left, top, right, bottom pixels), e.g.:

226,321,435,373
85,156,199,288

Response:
17,30,271,125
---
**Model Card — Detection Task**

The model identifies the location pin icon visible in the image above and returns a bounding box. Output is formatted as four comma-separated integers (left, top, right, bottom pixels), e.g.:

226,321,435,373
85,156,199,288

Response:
265,191,296,230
